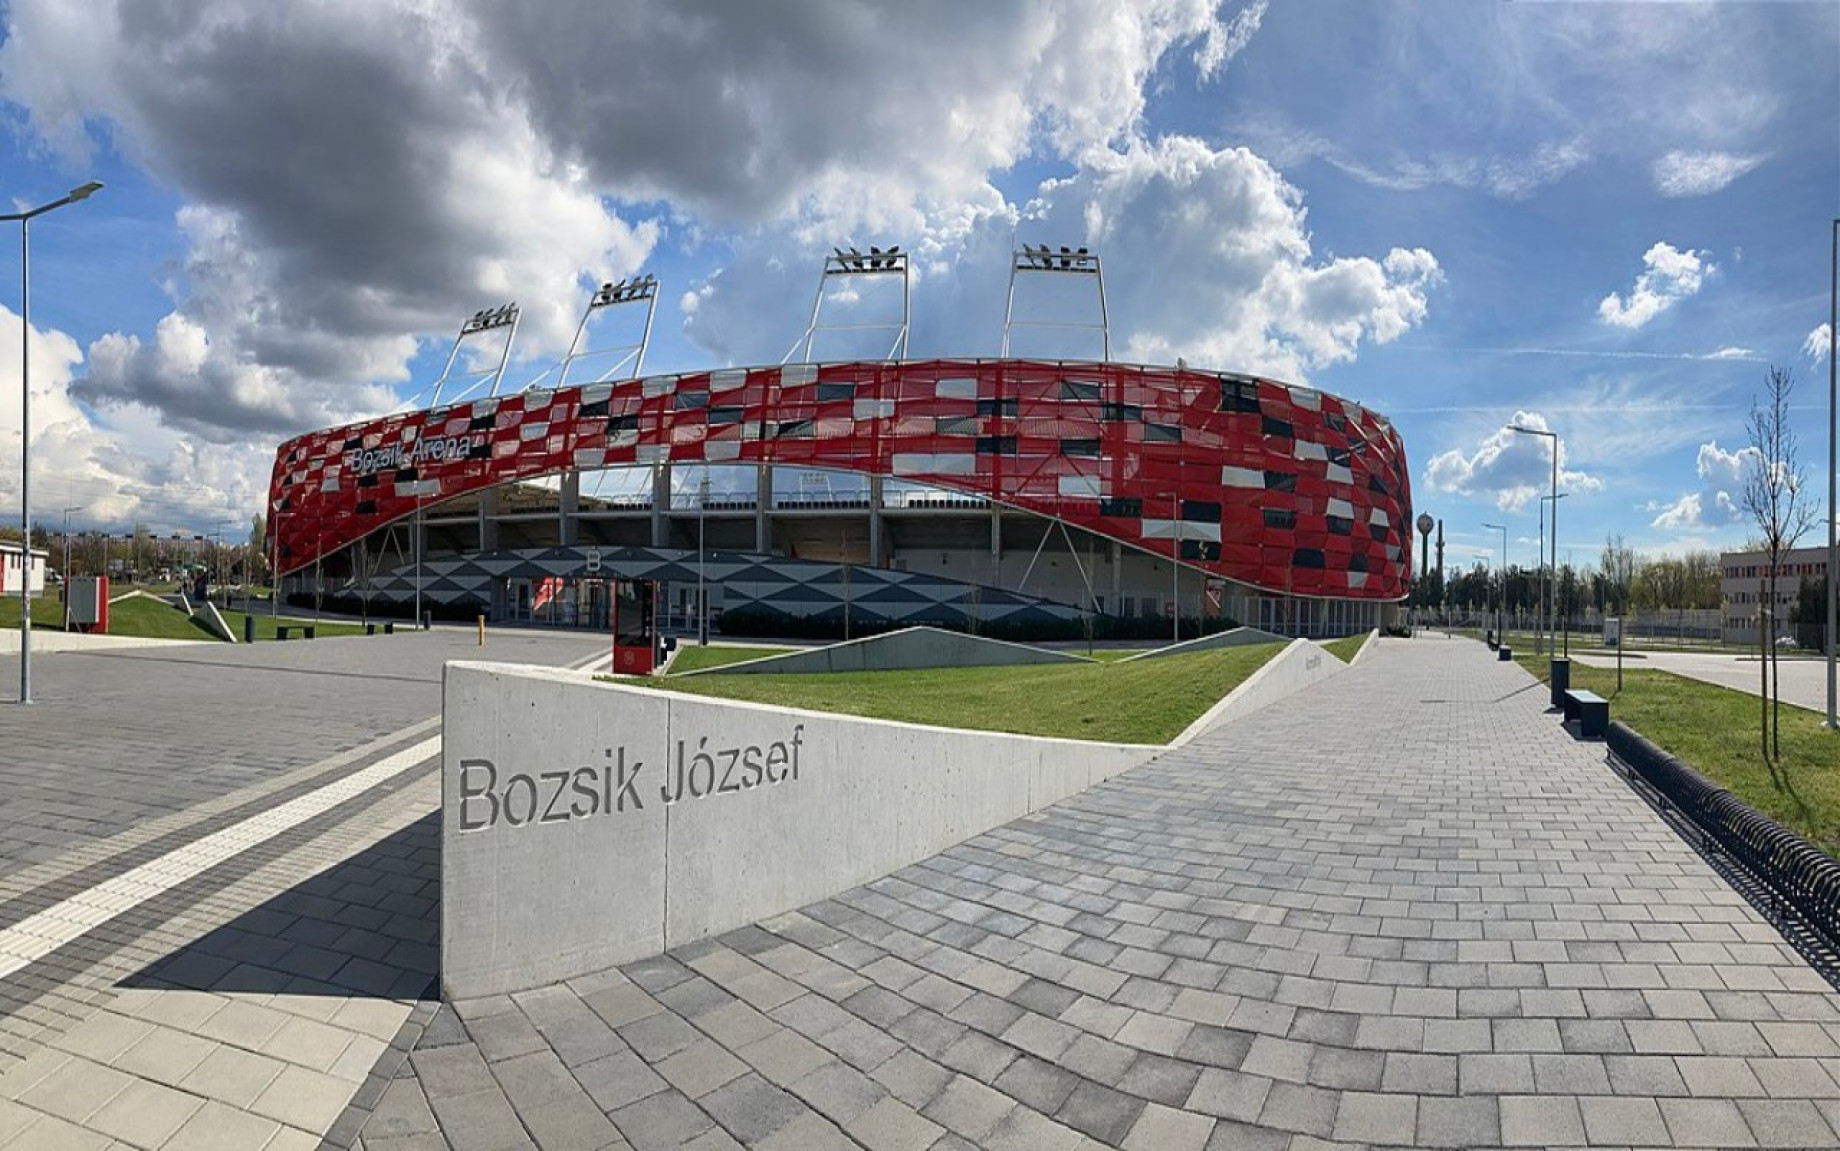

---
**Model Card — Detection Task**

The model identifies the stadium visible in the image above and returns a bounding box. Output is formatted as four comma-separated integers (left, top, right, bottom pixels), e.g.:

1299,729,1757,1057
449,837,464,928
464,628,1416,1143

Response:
267,246,1413,640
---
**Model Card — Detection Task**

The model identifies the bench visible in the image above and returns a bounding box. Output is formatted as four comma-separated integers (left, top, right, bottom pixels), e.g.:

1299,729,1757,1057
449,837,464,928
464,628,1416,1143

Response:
1563,688,1608,738
276,625,290,640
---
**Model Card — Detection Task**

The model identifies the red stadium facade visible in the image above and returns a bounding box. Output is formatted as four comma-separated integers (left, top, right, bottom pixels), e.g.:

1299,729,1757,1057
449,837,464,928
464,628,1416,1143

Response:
269,358,1412,602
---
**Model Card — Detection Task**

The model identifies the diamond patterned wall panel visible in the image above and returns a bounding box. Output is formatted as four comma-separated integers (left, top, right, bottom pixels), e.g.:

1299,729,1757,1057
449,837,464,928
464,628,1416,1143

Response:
270,359,1413,600
362,545,1086,628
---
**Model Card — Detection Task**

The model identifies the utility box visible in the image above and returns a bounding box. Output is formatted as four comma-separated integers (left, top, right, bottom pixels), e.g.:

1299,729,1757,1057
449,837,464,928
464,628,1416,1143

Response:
68,575,109,632
1602,617,1620,648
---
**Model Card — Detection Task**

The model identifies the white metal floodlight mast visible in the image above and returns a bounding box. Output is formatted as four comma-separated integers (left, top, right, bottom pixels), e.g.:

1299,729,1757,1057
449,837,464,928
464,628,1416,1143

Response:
558,274,660,388
428,302,520,409
1002,244,1110,361
785,246,910,364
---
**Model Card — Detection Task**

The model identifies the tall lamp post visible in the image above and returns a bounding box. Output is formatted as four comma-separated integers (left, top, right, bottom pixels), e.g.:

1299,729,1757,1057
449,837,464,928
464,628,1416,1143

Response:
1541,493,1570,654
1510,424,1559,656
58,505,78,629
5,180,102,705
1483,523,1508,643
1825,217,1836,729
696,470,710,646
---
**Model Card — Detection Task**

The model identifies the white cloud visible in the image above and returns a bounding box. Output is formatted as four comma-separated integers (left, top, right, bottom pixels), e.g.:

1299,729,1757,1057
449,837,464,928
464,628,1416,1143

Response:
0,0,1263,450
1423,411,1604,511
1650,440,1758,531
1196,1,1269,79
683,136,1443,383
1652,150,1766,196
0,307,268,532
1598,242,1713,329
1706,346,1754,360
1804,323,1833,364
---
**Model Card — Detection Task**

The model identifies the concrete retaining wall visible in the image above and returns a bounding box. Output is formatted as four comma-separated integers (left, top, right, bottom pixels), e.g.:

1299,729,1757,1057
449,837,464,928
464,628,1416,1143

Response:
1169,638,1349,745
441,661,1158,997
198,600,238,643
680,626,1090,676
1121,626,1290,662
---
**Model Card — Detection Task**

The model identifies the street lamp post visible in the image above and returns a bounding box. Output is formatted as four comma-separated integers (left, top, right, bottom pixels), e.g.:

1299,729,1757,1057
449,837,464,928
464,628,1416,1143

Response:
59,505,78,629
1825,217,1836,729
697,470,709,646
1510,424,1560,657
4,180,102,704
1483,523,1508,644
1171,493,1182,645
1541,493,1569,655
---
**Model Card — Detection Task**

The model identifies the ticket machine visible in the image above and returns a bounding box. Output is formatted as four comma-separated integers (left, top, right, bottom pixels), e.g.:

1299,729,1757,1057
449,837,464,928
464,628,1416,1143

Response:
611,578,660,675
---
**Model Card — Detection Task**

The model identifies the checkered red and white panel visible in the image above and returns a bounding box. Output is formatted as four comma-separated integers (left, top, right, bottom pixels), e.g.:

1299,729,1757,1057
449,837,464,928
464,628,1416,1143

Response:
268,359,1413,600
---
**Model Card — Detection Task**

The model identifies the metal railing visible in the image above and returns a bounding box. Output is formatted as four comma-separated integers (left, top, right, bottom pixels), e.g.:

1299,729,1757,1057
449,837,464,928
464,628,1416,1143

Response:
1607,722,1840,964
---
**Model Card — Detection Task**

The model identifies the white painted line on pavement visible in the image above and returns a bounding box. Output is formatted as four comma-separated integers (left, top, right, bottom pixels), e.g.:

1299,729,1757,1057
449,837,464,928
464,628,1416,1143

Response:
0,733,441,981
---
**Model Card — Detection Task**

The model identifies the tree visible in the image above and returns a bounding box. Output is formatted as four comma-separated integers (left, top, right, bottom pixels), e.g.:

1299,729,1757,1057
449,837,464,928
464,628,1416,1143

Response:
248,514,268,585
1601,534,1637,617
1741,366,1820,765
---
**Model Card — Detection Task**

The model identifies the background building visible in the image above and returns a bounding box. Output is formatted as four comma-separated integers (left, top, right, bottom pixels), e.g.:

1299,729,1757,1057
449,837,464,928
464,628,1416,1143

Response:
0,542,47,596
1720,543,1831,647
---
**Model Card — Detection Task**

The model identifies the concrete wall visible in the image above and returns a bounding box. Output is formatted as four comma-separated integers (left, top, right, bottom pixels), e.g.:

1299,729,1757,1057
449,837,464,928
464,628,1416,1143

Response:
680,626,1090,676
198,600,238,643
441,662,1159,997
1169,638,1349,746
1120,626,1291,662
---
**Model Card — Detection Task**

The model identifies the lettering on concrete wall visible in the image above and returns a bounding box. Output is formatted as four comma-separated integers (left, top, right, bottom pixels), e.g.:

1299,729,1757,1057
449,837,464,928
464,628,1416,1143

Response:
457,724,804,832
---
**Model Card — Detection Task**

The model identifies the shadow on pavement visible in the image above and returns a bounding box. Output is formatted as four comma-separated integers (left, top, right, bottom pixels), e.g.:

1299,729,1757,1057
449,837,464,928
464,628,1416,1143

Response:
117,812,440,1001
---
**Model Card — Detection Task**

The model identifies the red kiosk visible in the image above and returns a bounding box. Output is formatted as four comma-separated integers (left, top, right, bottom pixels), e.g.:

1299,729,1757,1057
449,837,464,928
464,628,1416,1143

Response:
611,578,660,675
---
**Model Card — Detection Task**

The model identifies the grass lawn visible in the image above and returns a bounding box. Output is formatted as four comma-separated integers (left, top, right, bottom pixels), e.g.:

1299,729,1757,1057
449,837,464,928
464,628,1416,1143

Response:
219,608,374,641
636,641,1286,744
1513,650,1840,857
0,593,68,630
1322,634,1369,663
668,645,796,674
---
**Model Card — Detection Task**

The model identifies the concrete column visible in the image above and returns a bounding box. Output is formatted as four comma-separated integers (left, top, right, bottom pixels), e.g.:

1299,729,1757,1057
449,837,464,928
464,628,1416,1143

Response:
868,475,885,567
478,487,500,552
1110,540,1123,611
755,465,773,554
560,471,580,547
990,507,1002,585
651,464,672,549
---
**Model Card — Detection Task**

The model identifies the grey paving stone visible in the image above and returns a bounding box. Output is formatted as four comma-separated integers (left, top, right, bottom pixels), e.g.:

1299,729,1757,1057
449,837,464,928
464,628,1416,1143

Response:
1055,1078,1146,1145
611,1087,716,1151
921,1074,1015,1142
1579,1095,1670,1145
701,1072,808,1145
992,1056,1081,1116
1736,1098,1837,1148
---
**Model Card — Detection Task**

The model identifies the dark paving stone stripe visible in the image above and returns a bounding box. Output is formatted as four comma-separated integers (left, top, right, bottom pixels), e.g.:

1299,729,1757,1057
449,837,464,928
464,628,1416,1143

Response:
0,758,439,1031
0,723,437,937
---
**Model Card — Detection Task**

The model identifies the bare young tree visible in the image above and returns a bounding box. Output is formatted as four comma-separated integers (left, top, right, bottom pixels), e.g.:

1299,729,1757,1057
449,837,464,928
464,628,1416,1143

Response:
1742,366,1820,764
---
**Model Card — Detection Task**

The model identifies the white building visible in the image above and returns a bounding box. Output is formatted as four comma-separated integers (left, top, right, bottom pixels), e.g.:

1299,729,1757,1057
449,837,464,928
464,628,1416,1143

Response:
1720,543,1831,647
0,541,48,596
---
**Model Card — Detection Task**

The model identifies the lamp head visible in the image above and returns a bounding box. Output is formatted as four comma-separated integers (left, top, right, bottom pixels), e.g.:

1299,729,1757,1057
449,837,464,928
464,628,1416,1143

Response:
67,181,103,202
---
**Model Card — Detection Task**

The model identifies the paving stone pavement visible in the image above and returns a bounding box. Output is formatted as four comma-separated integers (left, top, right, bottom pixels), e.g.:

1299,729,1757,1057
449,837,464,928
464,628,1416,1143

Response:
376,636,1840,1150
0,628,609,1148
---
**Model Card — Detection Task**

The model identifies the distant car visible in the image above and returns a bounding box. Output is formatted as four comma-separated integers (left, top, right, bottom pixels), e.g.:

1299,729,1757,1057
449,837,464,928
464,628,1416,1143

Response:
1774,635,1800,648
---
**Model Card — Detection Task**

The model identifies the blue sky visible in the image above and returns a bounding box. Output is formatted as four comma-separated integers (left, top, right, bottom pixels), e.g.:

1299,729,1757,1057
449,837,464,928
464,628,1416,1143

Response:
0,0,1835,574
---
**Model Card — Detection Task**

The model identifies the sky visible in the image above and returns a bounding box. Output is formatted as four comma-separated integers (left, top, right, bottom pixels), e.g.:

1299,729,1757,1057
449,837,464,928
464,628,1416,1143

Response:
0,0,1836,573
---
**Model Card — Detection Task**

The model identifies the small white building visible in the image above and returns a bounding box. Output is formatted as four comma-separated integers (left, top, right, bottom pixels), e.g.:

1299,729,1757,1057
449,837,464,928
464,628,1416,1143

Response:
1720,543,1831,647
0,541,48,596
